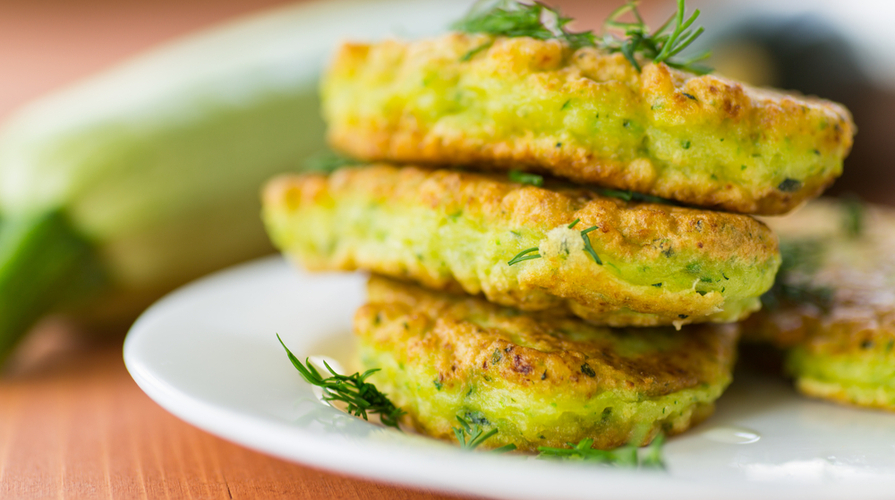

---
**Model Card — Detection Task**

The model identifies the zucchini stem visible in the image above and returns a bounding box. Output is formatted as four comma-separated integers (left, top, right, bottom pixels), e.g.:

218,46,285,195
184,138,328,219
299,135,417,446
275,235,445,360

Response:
0,212,103,364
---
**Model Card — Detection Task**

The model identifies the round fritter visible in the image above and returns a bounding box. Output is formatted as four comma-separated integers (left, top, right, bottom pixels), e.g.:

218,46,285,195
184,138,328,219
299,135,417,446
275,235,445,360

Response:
322,33,855,215
263,164,780,327
356,276,738,452
743,199,895,410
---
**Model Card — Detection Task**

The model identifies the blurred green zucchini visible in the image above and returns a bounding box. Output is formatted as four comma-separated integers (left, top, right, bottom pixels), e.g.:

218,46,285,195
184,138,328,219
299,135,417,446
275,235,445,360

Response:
0,0,467,363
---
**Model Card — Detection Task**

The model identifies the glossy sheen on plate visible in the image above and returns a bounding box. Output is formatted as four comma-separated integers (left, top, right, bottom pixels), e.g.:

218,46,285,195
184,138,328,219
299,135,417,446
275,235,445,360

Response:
744,199,895,410
263,164,780,327
322,33,855,215
356,276,738,452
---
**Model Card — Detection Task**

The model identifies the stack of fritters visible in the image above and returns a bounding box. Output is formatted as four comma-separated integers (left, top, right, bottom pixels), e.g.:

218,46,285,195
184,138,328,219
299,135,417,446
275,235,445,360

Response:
263,32,854,451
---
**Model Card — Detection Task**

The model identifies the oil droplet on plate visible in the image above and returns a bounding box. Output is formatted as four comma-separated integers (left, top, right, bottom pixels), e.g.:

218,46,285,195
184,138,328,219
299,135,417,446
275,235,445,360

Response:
700,426,761,444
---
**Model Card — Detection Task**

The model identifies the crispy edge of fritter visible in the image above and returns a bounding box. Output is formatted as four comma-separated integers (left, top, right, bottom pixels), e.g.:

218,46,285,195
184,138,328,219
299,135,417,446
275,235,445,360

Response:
355,275,738,450
263,164,780,326
323,34,855,215
743,199,895,410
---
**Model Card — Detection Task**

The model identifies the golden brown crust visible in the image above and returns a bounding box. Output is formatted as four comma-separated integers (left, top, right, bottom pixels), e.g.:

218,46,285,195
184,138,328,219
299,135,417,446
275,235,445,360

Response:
264,164,780,326
356,276,738,450
324,34,855,215
363,276,738,397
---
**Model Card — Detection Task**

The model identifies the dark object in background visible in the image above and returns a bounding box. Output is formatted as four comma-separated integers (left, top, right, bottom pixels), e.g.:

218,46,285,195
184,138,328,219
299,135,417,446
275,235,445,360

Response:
711,15,895,207
737,342,785,378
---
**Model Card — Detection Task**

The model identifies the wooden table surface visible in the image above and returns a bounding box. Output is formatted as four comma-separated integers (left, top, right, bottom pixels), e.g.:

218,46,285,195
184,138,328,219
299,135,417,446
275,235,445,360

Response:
1,323,481,499
0,1,618,498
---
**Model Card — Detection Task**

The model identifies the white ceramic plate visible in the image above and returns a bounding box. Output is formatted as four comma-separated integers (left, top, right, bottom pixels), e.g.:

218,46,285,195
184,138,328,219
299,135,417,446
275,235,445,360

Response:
125,256,895,500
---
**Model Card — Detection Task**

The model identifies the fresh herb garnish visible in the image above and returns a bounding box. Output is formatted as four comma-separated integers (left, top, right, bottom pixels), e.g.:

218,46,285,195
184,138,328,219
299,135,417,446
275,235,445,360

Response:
453,0,711,75
777,178,802,193
841,195,865,239
303,150,359,174
537,433,665,468
580,226,603,265
602,0,712,75
761,239,833,312
460,41,494,61
453,416,517,453
597,188,676,205
599,188,635,201
508,246,541,266
452,0,596,50
509,170,545,186
507,223,604,266
277,334,405,430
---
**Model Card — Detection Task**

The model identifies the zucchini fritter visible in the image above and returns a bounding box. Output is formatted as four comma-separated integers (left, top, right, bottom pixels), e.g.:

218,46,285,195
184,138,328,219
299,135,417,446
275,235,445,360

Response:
744,200,895,410
264,164,780,327
323,33,854,215
356,276,738,452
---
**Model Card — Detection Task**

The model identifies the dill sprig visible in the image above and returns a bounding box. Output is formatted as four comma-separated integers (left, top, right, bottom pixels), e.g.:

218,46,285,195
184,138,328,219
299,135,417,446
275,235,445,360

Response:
452,0,596,50
840,195,865,239
596,187,675,205
460,41,494,61
760,239,833,313
508,246,541,265
537,433,665,468
277,334,405,430
303,150,359,174
453,0,711,75
507,220,602,266
453,416,517,453
509,170,545,186
580,226,603,265
602,0,712,75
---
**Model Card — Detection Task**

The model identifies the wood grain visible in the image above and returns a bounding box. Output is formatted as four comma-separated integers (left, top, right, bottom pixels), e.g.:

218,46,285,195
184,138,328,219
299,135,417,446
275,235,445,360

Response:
0,322,481,500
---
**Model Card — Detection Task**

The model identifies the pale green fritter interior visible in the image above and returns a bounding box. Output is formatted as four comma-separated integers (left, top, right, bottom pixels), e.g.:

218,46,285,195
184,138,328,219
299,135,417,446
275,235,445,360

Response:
360,344,724,451
787,345,895,410
355,311,732,451
350,275,738,451
265,189,776,323
323,34,852,214
327,68,838,197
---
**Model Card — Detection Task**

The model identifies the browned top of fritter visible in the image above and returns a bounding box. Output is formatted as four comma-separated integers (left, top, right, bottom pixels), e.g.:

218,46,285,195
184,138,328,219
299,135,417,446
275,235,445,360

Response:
267,164,777,267
324,33,855,215
359,276,738,399
744,200,895,355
